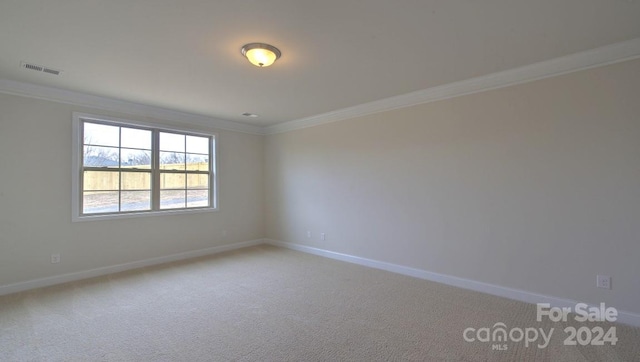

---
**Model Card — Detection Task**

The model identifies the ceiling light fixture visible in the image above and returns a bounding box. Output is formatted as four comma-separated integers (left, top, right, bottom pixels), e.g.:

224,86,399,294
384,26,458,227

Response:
241,43,281,67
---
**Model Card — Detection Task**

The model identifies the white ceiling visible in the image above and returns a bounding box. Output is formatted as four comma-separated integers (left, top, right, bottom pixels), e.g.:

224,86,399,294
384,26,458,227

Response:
1,1,640,127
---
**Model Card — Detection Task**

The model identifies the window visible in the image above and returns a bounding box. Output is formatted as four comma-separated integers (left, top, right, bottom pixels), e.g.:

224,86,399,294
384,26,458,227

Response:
72,113,217,220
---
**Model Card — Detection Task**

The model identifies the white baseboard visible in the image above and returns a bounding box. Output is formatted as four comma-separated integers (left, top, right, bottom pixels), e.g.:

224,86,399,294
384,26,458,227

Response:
265,239,640,327
0,239,263,296
4,238,638,327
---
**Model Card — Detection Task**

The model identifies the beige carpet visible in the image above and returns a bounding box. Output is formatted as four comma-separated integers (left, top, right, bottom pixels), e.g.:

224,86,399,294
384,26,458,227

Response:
0,245,638,361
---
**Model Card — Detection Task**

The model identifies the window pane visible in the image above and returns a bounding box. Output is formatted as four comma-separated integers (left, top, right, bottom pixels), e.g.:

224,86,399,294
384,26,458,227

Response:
187,190,209,207
160,190,186,209
187,174,208,189
186,135,209,154
83,191,119,214
160,173,185,189
160,152,185,170
84,122,119,147
160,132,185,152
83,171,119,191
84,146,119,167
121,127,151,150
77,117,215,218
121,191,151,211
121,148,151,169
121,172,151,190
186,153,208,171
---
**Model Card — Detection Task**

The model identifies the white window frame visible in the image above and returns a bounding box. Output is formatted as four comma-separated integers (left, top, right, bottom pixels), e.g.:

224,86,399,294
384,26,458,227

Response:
72,112,218,222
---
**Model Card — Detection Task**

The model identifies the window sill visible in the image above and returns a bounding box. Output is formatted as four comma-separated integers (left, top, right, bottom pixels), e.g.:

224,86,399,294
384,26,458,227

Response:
72,207,219,222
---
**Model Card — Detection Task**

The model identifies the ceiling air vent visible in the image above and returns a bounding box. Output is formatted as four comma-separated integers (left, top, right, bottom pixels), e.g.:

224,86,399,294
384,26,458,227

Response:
21,61,63,76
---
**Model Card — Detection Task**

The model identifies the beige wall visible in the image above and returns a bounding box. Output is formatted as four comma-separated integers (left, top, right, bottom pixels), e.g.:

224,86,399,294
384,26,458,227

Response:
0,93,264,286
1,58,639,315
265,59,640,314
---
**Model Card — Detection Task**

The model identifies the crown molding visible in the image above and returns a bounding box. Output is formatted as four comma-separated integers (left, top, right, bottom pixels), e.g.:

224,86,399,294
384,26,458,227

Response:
2,38,639,136
0,79,263,135
265,37,640,135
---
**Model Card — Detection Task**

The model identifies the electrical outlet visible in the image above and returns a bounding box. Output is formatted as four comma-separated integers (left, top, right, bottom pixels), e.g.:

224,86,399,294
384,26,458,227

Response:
596,275,611,289
307,231,312,239
320,233,326,241
51,253,61,264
